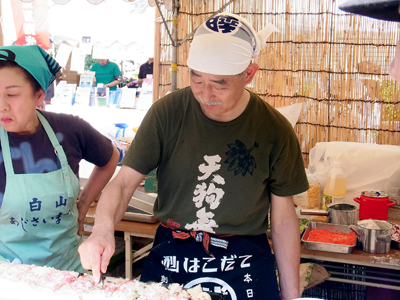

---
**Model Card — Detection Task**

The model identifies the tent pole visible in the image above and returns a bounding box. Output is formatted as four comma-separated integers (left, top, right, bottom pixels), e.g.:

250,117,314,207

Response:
153,5,161,102
154,0,178,92
171,0,178,91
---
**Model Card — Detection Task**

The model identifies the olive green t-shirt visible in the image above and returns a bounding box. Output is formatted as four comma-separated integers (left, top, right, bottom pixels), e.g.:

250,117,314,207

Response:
122,87,309,235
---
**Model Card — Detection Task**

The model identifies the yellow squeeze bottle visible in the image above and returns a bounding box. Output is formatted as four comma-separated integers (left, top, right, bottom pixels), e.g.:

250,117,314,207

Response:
323,161,346,209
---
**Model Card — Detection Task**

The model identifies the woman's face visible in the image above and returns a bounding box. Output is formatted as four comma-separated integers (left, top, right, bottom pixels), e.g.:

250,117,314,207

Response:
97,59,109,66
0,67,45,134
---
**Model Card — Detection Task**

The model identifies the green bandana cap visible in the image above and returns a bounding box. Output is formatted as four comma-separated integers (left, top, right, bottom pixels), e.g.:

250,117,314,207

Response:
0,45,61,92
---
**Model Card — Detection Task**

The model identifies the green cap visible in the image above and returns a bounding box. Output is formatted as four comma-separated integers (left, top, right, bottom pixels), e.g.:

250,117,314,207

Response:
0,45,61,93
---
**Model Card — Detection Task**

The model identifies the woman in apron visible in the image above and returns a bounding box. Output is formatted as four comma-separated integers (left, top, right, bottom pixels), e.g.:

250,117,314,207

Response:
0,45,120,272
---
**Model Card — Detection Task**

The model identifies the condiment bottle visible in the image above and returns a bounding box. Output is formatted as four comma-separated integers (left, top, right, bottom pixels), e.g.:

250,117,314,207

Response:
323,161,346,209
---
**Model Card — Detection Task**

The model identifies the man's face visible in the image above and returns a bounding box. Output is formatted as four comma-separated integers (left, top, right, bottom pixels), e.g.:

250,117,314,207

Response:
189,68,250,122
97,59,108,66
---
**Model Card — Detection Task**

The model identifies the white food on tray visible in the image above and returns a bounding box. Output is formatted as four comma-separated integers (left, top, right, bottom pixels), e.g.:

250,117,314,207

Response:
0,261,210,300
390,222,400,242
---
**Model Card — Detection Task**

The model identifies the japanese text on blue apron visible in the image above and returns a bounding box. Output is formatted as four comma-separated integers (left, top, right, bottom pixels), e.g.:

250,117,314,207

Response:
9,196,71,232
161,254,252,273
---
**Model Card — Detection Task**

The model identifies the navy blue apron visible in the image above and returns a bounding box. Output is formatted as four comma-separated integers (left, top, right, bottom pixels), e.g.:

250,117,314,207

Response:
140,225,280,300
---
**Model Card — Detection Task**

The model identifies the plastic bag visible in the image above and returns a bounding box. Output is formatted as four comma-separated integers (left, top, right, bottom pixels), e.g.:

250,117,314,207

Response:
293,171,321,209
385,168,400,204
276,103,303,128
307,142,400,202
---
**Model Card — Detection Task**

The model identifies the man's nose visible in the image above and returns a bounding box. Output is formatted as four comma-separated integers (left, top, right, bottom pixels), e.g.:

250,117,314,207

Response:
201,85,214,102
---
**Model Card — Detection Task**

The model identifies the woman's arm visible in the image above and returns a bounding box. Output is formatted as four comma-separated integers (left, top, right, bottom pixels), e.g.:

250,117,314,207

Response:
77,144,120,235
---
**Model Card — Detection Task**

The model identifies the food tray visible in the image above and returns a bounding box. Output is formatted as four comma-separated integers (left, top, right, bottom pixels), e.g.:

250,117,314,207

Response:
301,222,356,254
388,222,400,249
122,190,158,223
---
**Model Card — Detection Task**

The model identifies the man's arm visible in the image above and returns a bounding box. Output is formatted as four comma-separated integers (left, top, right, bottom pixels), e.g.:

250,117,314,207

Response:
104,79,121,88
270,193,300,300
104,74,122,88
78,165,146,282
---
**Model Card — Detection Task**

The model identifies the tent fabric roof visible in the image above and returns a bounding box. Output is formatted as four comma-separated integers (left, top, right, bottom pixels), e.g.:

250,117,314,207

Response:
21,0,133,4
48,0,155,60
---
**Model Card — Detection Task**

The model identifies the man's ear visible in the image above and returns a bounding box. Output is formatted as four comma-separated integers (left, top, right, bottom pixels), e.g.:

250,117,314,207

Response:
244,63,259,85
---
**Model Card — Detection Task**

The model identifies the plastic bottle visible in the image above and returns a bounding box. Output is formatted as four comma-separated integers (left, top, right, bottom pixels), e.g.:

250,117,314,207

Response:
323,161,346,209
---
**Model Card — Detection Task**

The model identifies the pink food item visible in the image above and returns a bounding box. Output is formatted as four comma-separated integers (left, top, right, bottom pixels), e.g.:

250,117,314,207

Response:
0,261,210,300
391,223,400,242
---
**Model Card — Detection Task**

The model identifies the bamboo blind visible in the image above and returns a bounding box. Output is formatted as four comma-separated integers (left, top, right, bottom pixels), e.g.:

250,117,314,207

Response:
155,0,400,167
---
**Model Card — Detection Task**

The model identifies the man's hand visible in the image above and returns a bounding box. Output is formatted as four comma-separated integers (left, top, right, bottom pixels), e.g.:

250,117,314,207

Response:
78,230,115,283
78,166,146,282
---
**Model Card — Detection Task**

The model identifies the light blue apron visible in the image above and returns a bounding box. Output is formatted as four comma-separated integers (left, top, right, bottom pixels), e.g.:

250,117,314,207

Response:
0,111,83,272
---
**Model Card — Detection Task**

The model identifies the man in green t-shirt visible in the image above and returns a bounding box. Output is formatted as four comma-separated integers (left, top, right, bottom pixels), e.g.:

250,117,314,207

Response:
79,13,309,300
90,59,122,90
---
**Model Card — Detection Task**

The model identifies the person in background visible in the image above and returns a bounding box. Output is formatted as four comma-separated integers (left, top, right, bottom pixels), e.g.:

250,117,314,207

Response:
0,45,120,272
79,12,308,300
90,59,122,90
137,57,153,86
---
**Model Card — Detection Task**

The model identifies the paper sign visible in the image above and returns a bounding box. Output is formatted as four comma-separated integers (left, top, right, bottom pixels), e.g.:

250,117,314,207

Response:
74,87,92,106
70,47,86,74
80,36,93,55
120,88,137,108
55,43,72,68
79,72,95,87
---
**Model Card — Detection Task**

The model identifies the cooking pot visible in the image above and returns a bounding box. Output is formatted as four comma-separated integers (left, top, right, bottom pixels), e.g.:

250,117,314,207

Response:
354,191,396,220
300,203,359,225
350,220,392,254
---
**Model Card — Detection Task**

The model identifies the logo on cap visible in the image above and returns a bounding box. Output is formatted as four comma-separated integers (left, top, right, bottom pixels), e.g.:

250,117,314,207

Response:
205,15,239,34
0,50,16,62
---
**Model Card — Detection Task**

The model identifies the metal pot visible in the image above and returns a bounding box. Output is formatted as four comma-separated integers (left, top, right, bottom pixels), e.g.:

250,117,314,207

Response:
350,220,392,254
300,203,359,225
353,191,396,220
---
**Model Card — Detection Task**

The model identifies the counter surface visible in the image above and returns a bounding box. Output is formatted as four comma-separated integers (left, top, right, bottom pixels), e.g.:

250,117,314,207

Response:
85,205,159,237
85,202,400,271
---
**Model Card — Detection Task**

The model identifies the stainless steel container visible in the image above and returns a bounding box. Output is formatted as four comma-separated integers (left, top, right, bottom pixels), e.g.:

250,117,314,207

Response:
301,222,357,254
350,220,391,254
300,203,359,225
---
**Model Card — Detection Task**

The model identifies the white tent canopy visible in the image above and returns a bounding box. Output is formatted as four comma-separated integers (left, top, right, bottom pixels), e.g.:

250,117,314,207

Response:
48,0,155,61
1,0,155,61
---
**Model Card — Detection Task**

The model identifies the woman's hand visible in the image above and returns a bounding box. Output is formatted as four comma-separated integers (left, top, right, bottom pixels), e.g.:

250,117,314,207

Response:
76,199,88,236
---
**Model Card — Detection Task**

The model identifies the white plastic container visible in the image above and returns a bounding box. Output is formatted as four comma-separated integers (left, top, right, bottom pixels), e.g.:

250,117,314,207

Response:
323,161,346,209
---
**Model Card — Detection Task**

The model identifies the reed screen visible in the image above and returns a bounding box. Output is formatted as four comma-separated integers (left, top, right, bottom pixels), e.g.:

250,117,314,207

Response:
156,0,399,167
